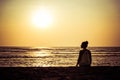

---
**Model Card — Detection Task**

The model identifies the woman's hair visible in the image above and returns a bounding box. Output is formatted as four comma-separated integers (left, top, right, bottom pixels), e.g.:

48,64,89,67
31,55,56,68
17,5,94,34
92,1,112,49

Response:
81,41,88,48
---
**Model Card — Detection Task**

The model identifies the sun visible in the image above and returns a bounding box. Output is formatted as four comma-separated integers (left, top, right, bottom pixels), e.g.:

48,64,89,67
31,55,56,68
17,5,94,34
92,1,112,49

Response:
31,9,53,28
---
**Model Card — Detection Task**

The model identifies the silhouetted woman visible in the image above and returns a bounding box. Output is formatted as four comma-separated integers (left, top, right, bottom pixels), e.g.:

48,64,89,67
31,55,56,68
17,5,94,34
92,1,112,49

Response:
76,41,92,67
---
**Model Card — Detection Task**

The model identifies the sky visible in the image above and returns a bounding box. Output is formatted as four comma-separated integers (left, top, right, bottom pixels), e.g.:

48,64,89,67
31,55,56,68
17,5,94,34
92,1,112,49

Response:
0,0,120,47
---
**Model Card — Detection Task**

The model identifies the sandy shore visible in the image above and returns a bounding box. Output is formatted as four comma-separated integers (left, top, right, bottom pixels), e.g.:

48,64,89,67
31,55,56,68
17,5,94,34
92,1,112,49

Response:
0,66,120,80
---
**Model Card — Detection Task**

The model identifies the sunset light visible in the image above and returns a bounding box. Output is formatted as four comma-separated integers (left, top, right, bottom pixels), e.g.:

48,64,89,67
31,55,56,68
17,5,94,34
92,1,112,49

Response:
0,0,120,73
0,0,120,47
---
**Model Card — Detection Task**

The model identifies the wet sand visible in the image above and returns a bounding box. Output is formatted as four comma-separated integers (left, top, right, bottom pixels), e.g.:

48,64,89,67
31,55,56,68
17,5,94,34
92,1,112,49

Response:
0,66,120,80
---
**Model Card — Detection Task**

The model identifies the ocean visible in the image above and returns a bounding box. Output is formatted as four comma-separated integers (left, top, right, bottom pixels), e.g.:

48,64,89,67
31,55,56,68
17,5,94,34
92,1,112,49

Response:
0,47,120,67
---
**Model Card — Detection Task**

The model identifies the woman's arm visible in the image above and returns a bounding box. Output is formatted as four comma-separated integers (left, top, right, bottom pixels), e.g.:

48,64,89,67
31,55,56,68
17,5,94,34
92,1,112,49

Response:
89,50,92,65
76,51,81,67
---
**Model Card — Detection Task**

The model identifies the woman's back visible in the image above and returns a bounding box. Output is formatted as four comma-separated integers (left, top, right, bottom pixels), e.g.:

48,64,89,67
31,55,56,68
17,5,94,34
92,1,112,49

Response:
79,49,91,66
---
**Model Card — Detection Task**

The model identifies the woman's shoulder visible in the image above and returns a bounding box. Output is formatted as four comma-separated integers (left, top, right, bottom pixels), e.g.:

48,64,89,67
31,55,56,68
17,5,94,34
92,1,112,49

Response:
79,50,85,53
86,49,90,51
80,49,91,53
86,49,91,53
80,49,91,52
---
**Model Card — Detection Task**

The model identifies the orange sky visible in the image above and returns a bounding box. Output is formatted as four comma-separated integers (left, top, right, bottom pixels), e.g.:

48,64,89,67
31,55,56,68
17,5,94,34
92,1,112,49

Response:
0,0,120,47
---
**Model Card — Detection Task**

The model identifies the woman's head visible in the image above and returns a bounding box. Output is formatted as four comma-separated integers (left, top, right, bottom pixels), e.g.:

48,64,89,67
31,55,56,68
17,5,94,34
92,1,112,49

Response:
81,41,88,49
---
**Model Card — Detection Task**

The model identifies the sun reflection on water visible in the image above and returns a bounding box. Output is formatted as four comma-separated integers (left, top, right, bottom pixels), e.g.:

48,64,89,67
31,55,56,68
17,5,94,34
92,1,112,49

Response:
29,50,53,67
32,50,51,57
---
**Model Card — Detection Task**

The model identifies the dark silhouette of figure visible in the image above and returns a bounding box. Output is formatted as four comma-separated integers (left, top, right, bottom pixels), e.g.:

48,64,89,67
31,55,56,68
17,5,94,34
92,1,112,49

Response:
76,41,92,67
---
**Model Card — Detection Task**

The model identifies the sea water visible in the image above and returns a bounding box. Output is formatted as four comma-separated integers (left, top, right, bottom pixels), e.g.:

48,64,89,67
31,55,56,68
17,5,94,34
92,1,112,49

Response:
0,47,120,67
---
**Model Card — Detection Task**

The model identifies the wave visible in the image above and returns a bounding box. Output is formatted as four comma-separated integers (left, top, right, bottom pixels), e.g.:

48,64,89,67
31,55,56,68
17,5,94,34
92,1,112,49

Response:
0,47,42,52
1,47,120,52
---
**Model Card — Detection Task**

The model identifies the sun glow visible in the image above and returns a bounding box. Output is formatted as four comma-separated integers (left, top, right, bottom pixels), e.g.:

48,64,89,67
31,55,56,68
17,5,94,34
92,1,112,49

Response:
31,9,53,28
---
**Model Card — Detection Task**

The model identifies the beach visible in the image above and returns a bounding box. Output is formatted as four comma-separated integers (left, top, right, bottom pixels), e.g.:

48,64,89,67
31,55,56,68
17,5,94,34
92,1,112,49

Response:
0,66,120,80
1,0,120,79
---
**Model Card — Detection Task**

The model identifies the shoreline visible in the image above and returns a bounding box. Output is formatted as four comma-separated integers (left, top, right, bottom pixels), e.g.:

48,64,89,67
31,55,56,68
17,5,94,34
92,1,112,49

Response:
0,66,120,80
